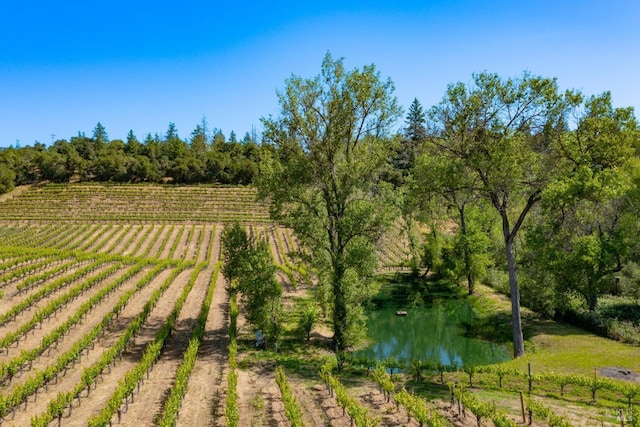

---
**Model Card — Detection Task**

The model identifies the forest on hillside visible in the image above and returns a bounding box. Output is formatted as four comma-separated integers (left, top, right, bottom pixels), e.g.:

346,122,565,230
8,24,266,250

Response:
0,122,264,188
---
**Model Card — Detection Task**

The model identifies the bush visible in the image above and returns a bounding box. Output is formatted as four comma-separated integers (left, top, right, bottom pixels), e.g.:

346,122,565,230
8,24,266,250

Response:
298,303,318,340
483,268,509,294
557,295,640,345
607,320,640,345
0,167,15,194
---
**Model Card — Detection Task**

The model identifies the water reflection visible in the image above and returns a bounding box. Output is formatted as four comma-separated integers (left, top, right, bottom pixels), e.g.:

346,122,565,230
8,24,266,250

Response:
354,302,509,367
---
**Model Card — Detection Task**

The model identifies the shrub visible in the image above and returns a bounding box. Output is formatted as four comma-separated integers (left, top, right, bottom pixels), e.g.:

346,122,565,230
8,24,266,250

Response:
298,303,318,340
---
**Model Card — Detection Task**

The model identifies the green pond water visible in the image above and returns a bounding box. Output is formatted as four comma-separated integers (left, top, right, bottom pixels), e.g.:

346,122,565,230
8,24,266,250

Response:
354,302,510,367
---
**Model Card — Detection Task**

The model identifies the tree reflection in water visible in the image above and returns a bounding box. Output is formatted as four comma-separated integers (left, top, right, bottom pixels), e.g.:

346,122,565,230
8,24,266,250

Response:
354,302,509,367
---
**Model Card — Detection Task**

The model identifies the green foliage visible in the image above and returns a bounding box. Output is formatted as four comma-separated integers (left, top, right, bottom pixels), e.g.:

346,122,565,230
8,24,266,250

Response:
221,222,251,284
425,71,574,357
525,397,573,427
620,262,640,302
421,71,638,357
258,53,402,351
372,365,395,401
298,302,318,340
394,388,448,427
408,359,432,383
553,295,640,345
222,223,283,344
420,225,451,278
386,97,427,184
0,119,267,185
452,383,497,427
225,368,239,427
275,366,305,426
319,362,379,426
518,93,638,319
0,164,15,194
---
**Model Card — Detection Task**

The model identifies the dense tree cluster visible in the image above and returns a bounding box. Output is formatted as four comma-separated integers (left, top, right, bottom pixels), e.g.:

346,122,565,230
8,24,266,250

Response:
257,58,639,356
0,121,265,189
409,74,640,355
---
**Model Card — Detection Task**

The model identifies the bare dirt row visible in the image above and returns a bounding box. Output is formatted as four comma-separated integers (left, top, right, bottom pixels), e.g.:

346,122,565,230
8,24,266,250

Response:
0,217,445,427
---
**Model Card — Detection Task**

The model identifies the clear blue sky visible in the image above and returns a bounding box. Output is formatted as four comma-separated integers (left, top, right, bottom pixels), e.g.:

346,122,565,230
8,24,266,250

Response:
1,1,639,147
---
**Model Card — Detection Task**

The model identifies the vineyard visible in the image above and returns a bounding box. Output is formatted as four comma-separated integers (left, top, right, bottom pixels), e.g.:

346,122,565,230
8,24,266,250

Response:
0,184,270,223
0,183,638,427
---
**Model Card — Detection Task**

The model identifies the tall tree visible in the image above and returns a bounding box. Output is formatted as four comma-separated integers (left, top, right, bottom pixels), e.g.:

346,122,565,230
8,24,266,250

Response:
258,53,402,352
387,98,427,185
163,122,187,162
93,122,109,151
165,122,178,141
427,72,572,357
125,130,141,155
190,122,209,155
405,98,427,144
212,130,226,148
412,150,491,294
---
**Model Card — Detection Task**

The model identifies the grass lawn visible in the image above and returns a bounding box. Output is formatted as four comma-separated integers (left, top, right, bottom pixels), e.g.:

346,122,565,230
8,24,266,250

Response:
473,284,639,376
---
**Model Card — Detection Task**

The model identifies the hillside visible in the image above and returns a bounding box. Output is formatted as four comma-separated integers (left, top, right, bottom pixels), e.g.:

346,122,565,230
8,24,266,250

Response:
0,183,420,426
0,183,271,223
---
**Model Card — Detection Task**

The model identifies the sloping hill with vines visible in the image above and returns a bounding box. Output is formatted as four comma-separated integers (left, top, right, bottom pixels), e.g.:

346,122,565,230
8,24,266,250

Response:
0,183,271,223
0,183,426,427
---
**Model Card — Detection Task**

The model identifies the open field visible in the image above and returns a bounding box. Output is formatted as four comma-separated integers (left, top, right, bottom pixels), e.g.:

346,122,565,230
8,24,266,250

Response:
0,183,638,427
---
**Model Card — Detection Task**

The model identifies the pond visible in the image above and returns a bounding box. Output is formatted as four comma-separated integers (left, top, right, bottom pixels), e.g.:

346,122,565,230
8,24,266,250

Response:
353,301,510,367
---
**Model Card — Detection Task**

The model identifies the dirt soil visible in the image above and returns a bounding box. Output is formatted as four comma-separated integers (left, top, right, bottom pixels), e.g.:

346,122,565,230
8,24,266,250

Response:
177,228,230,427
3,218,626,427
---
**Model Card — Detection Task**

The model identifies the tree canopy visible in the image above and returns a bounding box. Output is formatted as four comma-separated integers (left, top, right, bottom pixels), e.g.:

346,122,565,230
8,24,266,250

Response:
421,72,637,357
258,53,402,351
0,121,265,189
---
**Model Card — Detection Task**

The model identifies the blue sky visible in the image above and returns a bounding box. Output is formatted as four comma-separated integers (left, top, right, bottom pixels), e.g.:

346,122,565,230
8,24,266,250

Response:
1,1,639,147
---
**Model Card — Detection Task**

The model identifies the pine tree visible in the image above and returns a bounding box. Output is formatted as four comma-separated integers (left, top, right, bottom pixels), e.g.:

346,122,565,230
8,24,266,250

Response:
405,98,427,143
190,123,208,155
93,122,109,151
125,130,141,155
389,98,427,183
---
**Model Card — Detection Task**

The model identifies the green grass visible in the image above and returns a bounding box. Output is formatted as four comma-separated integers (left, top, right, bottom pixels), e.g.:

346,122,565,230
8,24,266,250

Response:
507,320,639,375
469,283,639,375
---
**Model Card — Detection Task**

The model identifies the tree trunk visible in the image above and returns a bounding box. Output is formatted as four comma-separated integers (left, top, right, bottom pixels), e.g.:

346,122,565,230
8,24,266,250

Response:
505,236,525,357
458,205,474,295
332,258,347,354
587,285,599,311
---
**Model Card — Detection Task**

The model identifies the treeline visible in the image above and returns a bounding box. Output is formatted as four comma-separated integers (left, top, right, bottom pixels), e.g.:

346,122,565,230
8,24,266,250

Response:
0,121,266,191
401,76,640,349
252,56,640,353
